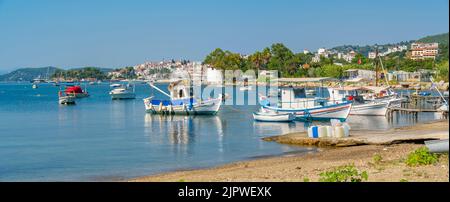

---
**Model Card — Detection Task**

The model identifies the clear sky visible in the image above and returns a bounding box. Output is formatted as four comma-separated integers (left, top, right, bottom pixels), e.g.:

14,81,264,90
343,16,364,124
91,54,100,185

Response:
0,0,448,72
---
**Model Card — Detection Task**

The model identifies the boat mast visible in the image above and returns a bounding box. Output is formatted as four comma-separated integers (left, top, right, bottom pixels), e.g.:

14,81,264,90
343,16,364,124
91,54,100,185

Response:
374,47,379,87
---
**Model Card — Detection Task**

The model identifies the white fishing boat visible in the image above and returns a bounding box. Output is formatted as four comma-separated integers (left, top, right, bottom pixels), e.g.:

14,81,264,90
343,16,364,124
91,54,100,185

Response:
143,80,225,115
259,78,352,121
328,86,399,116
110,84,136,99
58,91,76,105
253,111,295,122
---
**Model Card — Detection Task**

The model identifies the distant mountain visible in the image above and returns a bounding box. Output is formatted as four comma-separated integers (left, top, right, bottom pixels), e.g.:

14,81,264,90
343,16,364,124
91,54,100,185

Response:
0,66,61,82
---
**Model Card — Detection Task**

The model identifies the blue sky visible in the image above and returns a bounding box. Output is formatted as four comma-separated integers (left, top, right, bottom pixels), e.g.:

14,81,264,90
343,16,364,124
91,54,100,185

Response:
0,0,448,72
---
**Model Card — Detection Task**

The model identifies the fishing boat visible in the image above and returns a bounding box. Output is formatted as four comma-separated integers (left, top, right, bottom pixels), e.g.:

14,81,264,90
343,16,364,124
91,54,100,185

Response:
143,80,225,115
259,78,352,121
64,85,89,98
58,91,76,105
253,110,295,122
328,86,400,116
110,84,136,99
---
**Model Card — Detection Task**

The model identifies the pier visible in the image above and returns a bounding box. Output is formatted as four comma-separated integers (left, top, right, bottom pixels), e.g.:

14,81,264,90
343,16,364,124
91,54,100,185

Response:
386,95,449,119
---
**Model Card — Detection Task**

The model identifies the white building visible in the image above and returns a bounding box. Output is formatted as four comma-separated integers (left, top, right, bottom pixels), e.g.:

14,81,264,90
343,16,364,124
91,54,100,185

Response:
410,42,439,60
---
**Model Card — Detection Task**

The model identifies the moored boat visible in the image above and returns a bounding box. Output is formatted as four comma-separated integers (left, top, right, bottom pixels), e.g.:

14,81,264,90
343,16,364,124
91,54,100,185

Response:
58,91,76,105
143,80,225,115
110,84,136,99
253,111,295,122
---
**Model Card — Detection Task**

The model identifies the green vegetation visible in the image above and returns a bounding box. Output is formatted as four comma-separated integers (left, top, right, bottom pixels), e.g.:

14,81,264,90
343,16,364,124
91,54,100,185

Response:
399,178,408,182
319,165,368,182
203,33,449,80
52,67,109,80
405,147,439,167
303,177,310,182
372,154,383,164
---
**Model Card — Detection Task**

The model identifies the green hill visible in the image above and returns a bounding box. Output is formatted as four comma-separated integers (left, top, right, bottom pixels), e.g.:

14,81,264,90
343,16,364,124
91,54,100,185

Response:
417,32,449,45
0,66,61,82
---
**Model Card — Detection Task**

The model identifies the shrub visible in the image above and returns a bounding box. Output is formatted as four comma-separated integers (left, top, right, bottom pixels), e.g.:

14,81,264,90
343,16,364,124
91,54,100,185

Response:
405,147,439,167
372,154,383,164
319,165,368,182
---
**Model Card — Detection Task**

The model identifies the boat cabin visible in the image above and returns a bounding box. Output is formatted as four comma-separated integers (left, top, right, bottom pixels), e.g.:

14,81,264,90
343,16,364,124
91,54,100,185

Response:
168,80,191,99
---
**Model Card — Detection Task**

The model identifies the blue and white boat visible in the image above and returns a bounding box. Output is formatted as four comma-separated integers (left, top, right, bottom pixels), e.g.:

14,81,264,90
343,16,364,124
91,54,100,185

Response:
259,85,352,121
143,80,225,115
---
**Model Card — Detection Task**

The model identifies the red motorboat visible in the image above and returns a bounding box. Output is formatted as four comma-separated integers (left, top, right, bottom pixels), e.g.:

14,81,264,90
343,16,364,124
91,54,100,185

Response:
64,85,89,98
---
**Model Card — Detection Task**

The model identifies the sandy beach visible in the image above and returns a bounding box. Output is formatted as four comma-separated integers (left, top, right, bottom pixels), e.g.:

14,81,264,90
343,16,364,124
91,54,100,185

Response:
130,121,449,182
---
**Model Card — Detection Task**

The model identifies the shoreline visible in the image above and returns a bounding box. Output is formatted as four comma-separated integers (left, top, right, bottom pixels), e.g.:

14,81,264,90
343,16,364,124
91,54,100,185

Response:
130,120,449,182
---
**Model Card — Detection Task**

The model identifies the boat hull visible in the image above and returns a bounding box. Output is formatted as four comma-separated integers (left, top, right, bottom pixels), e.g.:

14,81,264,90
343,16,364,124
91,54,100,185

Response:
59,96,76,105
110,92,136,99
253,112,295,122
350,102,389,116
261,102,352,121
144,97,223,115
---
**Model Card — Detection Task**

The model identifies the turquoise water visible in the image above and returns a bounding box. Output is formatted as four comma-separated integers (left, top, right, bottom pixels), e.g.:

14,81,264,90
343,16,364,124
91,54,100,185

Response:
0,83,442,181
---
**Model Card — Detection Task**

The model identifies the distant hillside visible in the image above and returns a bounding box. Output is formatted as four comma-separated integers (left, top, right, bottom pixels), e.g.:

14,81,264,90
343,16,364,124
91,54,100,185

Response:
417,32,449,45
0,66,61,82
331,32,449,60
68,67,114,73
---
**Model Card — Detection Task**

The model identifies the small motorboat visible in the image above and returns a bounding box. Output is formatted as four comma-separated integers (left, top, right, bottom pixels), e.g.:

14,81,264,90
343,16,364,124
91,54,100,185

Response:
58,91,76,105
32,84,38,89
253,111,295,122
110,84,136,99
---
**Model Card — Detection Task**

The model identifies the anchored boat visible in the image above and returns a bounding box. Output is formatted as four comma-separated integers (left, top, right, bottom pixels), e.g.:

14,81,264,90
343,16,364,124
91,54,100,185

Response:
110,84,136,99
143,80,225,115
259,78,352,121
328,86,401,116
253,110,295,122
58,91,76,105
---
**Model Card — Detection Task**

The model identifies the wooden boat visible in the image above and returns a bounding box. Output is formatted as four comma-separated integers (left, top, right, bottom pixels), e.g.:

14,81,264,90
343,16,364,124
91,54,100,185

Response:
259,78,352,121
328,86,401,116
253,111,295,122
143,80,225,115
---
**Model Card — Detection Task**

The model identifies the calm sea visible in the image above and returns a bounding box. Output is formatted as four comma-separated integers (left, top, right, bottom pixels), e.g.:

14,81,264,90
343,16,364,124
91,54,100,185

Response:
0,83,443,181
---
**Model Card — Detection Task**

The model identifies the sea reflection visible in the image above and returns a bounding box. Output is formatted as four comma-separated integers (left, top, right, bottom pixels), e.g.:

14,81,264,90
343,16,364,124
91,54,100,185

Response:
144,114,224,146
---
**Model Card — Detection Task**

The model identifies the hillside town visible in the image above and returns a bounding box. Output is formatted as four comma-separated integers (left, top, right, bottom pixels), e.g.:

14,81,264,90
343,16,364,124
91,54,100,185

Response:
103,40,444,86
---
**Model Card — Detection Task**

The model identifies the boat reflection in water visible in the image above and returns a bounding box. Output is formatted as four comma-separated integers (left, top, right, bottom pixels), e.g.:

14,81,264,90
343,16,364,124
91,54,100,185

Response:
144,114,224,153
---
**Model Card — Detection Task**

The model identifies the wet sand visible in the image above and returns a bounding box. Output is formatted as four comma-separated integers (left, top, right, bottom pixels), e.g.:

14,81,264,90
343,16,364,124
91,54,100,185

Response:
130,121,449,182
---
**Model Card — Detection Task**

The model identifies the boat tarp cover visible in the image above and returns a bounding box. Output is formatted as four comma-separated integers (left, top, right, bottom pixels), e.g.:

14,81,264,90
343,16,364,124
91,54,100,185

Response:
65,86,83,93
